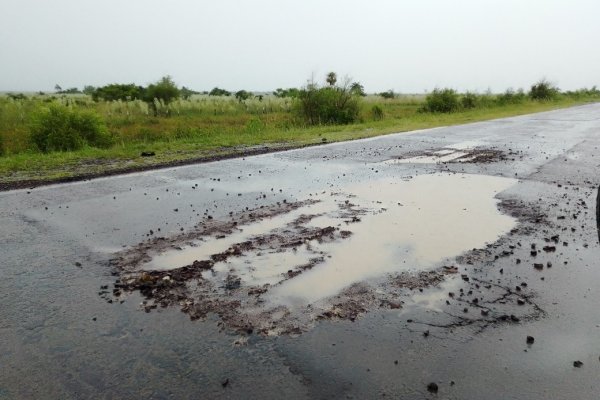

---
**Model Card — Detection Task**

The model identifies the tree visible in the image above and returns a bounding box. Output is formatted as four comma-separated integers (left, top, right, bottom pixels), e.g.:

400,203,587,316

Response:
91,84,144,102
378,90,395,99
144,76,180,105
54,84,62,92
326,72,337,87
273,88,300,98
82,85,96,95
180,86,198,100
209,87,231,96
350,82,366,96
235,90,252,102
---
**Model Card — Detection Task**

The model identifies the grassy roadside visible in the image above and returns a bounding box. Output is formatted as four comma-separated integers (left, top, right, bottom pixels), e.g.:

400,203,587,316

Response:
0,98,595,188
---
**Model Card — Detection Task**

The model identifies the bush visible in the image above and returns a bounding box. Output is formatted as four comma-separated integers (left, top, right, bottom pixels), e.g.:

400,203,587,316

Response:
497,88,526,105
461,92,478,109
378,90,395,99
209,87,231,96
235,90,252,102
295,79,360,125
371,105,384,120
30,105,112,152
422,88,460,113
144,76,180,105
529,79,560,100
92,84,143,102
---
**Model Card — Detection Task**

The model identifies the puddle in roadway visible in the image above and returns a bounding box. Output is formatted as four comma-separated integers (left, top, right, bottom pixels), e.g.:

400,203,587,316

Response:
133,172,517,313
141,200,339,271
385,139,487,164
268,173,517,305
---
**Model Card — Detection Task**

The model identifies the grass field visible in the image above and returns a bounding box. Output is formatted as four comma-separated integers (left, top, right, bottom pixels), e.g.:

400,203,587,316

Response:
0,92,598,186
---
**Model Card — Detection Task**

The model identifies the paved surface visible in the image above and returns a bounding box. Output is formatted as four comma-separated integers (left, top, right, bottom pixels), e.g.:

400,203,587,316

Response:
1,104,599,399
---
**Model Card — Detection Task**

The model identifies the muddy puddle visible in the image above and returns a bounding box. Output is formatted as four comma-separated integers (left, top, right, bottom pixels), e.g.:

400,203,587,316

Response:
386,141,505,164
109,172,520,335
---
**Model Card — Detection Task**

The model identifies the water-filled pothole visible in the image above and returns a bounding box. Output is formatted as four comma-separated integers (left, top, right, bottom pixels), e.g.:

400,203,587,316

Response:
110,172,518,334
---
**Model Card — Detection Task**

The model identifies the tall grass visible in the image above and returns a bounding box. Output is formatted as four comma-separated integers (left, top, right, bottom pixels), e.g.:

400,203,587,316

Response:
0,89,599,159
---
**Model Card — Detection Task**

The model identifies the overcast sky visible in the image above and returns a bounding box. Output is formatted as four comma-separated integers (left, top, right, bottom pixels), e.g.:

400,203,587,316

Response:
1,0,599,93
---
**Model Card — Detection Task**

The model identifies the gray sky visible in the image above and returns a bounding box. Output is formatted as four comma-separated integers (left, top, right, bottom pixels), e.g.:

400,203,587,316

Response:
1,0,599,93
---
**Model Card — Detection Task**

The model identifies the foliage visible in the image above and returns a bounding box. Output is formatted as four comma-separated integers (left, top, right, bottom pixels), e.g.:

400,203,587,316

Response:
209,87,231,96
144,76,180,105
497,88,526,105
180,86,199,100
57,87,81,94
422,88,460,113
92,84,144,102
379,90,395,99
235,90,252,102
82,85,96,95
273,88,300,98
371,104,384,120
350,82,366,97
461,92,478,109
529,79,560,100
29,104,112,152
326,72,337,87
295,75,361,125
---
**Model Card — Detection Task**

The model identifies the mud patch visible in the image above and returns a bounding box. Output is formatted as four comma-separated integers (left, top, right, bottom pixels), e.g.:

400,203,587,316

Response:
385,142,507,165
108,173,528,335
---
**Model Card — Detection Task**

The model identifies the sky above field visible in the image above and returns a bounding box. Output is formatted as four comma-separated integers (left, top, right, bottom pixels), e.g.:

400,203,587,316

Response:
1,0,599,93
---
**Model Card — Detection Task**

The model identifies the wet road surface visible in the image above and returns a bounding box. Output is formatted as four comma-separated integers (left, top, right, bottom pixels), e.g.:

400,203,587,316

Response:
1,104,600,399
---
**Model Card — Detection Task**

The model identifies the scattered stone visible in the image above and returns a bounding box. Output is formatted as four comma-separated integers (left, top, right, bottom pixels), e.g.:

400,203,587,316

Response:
573,361,583,368
526,336,535,344
427,382,439,393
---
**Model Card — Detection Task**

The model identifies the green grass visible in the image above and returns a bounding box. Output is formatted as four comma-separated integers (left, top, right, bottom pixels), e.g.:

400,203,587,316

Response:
0,94,597,186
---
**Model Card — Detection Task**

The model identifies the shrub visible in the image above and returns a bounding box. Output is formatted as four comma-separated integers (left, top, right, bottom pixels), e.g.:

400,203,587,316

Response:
295,78,360,125
30,104,112,152
422,88,460,113
209,87,231,96
144,76,180,105
379,90,395,99
497,88,526,105
529,79,559,100
235,90,252,102
461,92,478,109
350,82,366,96
371,105,384,120
273,88,300,98
92,84,143,102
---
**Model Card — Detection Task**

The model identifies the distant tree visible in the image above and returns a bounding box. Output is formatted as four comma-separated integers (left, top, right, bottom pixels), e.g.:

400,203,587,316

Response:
57,87,81,94
92,83,144,102
529,79,560,100
54,84,62,92
144,76,180,104
350,82,366,96
209,87,231,96
273,88,300,98
326,72,337,87
180,86,198,100
235,90,252,102
378,90,395,99
82,85,96,95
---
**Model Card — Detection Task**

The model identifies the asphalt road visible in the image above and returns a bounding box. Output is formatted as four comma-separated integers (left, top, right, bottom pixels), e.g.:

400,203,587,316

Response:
1,104,599,399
